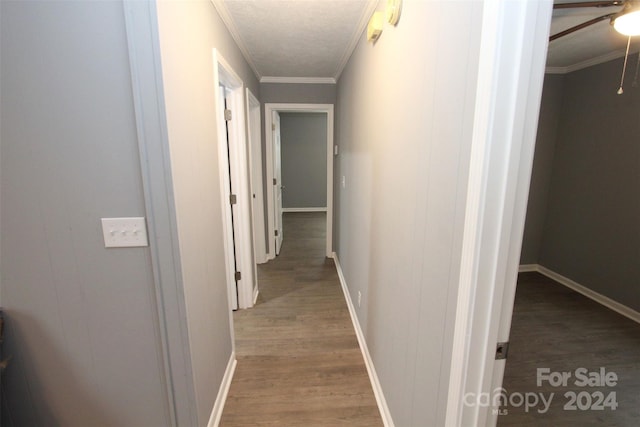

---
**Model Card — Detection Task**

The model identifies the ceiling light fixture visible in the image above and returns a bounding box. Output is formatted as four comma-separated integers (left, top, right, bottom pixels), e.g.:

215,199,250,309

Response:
612,2,640,35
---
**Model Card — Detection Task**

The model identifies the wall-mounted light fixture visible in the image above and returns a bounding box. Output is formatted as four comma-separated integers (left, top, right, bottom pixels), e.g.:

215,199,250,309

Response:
386,0,402,25
367,11,383,42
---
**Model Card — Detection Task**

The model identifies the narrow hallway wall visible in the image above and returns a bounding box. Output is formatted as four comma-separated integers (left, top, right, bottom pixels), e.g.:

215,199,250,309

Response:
335,1,483,424
0,1,170,425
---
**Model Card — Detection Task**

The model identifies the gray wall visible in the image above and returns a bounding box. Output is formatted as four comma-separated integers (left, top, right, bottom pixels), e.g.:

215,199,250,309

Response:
537,56,640,311
1,1,261,425
520,74,565,264
260,82,336,105
259,83,335,250
156,0,260,424
279,113,327,208
335,1,482,424
0,1,170,425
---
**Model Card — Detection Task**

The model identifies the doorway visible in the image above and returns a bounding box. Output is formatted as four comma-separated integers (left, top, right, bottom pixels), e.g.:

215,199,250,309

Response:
213,50,256,311
264,103,334,260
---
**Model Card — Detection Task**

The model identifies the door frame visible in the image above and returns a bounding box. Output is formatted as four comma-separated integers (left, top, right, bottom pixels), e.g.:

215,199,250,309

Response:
246,89,267,267
272,111,284,256
444,1,552,426
213,49,256,311
264,103,334,259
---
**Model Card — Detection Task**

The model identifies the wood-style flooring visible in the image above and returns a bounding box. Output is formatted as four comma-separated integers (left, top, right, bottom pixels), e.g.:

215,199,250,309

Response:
220,212,383,426
498,272,640,426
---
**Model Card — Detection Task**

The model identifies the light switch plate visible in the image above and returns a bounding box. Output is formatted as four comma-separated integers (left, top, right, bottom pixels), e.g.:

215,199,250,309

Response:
101,217,148,248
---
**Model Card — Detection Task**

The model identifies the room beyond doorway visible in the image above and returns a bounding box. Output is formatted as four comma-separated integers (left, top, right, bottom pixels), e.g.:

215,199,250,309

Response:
264,103,334,260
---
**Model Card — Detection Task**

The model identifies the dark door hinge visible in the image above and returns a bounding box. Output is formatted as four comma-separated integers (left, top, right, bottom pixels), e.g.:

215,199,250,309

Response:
230,194,237,205
235,271,241,281
496,342,509,360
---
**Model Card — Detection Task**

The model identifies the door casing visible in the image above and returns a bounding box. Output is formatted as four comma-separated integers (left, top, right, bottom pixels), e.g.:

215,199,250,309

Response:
213,49,256,311
264,103,335,259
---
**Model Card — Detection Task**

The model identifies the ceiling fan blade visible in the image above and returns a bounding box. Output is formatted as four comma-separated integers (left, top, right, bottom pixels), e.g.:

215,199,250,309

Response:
549,13,616,41
554,1,624,9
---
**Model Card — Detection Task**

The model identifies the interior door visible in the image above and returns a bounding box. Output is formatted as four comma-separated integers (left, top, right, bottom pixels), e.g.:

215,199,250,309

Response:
219,85,239,310
273,111,283,255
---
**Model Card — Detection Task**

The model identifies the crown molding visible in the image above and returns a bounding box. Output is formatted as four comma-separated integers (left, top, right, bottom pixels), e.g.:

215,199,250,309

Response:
260,76,336,84
210,0,262,80
546,48,640,74
333,0,378,82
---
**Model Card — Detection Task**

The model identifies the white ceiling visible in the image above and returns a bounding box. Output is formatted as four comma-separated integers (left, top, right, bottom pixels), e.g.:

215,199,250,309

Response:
212,0,377,82
212,0,640,80
547,1,640,73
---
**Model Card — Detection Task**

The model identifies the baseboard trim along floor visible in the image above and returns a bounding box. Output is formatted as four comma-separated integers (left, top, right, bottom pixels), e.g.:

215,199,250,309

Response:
208,353,237,427
281,207,328,213
518,264,640,325
333,252,395,427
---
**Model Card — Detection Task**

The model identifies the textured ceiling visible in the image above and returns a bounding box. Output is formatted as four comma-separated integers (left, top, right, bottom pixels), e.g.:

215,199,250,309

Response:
213,0,376,81
547,1,640,72
213,0,640,79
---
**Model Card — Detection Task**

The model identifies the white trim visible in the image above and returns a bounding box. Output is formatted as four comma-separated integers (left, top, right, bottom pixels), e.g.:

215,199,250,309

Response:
207,353,237,427
253,288,259,305
445,1,553,426
260,76,336,84
123,2,197,424
518,264,640,325
333,253,394,427
265,103,334,259
545,48,640,75
209,0,261,80
214,50,256,310
246,88,267,265
334,0,378,80
281,207,327,213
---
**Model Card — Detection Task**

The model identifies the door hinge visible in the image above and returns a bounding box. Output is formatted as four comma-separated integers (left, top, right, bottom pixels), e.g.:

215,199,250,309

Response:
272,123,276,131
235,271,241,281
229,194,237,205
273,178,277,185
224,109,232,121
275,230,279,237
495,342,509,360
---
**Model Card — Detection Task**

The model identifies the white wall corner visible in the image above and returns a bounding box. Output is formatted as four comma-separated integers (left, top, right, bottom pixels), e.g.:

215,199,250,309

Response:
332,253,395,427
207,353,237,427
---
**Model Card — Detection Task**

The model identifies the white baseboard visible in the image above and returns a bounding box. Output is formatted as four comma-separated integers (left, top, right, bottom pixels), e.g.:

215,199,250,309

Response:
518,264,640,325
282,207,327,213
253,287,259,305
207,352,237,427
518,264,538,272
332,252,395,427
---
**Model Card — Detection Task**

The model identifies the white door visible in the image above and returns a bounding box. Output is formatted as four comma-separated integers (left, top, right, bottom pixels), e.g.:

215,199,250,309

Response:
219,85,239,310
247,90,266,265
272,111,283,255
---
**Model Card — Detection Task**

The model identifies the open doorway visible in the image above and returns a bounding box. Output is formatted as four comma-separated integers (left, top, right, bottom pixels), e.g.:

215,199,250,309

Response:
264,103,334,260
213,50,256,311
497,53,640,425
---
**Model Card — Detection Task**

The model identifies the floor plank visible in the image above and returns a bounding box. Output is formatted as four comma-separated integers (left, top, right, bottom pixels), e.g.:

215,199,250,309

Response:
498,272,640,426
220,212,383,426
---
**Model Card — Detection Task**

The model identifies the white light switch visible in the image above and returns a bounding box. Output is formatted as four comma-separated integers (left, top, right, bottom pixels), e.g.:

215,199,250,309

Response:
101,217,148,248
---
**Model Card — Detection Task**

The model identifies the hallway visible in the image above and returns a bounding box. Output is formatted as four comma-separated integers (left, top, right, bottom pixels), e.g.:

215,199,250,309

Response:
220,212,383,426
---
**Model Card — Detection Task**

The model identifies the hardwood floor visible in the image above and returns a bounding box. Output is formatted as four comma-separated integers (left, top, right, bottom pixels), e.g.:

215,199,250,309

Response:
498,272,640,426
220,212,383,426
